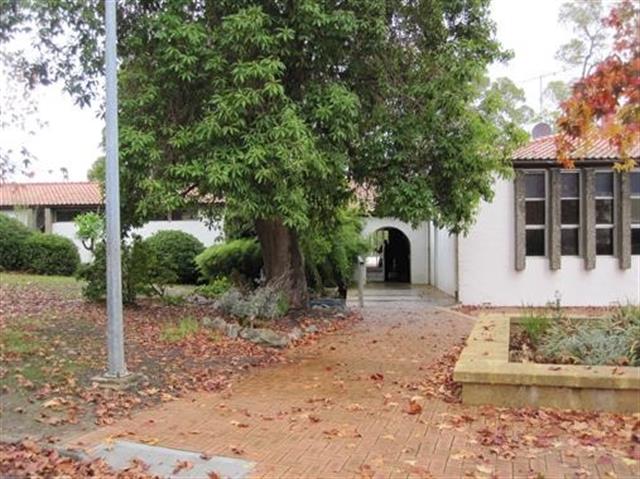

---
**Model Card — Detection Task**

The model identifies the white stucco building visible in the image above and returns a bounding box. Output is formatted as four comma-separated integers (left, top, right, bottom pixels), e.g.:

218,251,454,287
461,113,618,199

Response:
361,135,640,306
2,134,638,306
0,182,222,263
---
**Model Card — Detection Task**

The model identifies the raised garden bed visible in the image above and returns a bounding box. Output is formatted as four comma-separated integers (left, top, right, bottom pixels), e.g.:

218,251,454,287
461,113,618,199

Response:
453,315,640,413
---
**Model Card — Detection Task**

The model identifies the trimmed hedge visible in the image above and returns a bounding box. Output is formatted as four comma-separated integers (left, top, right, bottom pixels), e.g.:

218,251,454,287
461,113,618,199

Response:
23,233,80,276
0,214,34,271
196,238,262,282
144,230,204,284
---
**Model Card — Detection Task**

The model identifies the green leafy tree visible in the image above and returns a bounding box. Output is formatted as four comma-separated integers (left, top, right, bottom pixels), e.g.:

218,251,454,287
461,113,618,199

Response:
3,1,512,307
87,156,105,182
476,76,533,152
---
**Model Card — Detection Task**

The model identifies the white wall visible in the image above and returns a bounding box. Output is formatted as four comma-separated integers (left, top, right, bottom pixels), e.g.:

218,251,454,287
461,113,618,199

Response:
432,226,457,297
361,217,429,284
52,219,223,263
1,208,34,228
458,178,640,306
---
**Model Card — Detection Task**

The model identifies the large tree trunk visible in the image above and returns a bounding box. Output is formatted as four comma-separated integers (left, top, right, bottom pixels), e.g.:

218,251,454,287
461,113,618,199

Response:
255,218,308,309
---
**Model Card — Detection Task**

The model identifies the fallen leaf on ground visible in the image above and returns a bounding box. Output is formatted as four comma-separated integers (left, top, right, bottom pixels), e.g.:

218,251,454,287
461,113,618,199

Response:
406,396,423,415
172,460,193,474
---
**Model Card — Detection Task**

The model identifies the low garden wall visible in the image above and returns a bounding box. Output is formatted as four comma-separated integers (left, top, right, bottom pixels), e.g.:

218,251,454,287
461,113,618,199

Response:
453,316,640,413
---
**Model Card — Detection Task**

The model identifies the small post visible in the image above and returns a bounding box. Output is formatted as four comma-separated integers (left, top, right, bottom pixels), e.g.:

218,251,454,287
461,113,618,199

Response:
357,256,365,308
104,0,127,378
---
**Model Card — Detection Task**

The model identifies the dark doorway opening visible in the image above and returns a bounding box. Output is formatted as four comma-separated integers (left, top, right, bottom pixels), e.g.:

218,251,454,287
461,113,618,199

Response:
366,227,411,283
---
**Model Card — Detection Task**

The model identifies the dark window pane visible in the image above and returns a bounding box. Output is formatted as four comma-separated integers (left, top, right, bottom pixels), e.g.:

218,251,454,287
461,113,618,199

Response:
596,228,614,255
526,201,545,225
561,173,579,197
525,173,545,198
631,173,640,195
526,229,545,256
595,172,614,196
632,198,640,223
632,228,640,255
561,199,579,224
55,210,85,222
561,228,579,255
595,199,613,224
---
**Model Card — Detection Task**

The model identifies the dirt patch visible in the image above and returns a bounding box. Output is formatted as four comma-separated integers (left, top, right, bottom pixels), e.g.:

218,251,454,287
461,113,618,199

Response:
0,274,359,443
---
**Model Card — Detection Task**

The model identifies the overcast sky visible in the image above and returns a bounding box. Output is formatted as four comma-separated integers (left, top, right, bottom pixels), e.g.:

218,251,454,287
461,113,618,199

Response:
1,0,606,183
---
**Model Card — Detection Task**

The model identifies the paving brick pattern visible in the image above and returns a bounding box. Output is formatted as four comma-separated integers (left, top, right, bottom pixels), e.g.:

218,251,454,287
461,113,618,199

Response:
69,304,639,479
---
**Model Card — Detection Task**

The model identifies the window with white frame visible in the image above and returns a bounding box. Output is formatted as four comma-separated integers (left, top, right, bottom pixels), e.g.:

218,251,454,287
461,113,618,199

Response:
525,172,546,256
595,171,615,255
632,172,640,255
561,171,580,255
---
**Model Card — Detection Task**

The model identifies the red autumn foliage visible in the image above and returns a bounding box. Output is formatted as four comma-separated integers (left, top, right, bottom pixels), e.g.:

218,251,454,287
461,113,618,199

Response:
556,0,640,170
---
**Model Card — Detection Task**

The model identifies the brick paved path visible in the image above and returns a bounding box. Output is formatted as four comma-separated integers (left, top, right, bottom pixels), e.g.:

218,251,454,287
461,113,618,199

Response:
69,303,638,478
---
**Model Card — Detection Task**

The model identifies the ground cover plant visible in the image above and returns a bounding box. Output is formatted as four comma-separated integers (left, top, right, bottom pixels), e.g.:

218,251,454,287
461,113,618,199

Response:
510,304,640,366
0,272,358,442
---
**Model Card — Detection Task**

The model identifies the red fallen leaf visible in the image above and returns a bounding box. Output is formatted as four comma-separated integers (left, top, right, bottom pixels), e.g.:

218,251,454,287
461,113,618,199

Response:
172,459,193,474
230,446,245,455
208,472,221,479
406,397,423,415
358,464,375,479
370,373,384,381
230,420,249,428
308,415,321,423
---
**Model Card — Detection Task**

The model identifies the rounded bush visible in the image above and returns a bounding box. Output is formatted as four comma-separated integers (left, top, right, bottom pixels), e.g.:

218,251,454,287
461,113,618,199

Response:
0,214,34,271
196,238,262,282
144,230,204,284
23,233,80,276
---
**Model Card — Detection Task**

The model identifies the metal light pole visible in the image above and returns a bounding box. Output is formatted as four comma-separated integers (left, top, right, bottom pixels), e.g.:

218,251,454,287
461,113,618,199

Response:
104,0,127,378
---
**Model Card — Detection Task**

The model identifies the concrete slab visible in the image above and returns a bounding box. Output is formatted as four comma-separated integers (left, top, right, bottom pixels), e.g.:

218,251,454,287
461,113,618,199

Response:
90,440,255,478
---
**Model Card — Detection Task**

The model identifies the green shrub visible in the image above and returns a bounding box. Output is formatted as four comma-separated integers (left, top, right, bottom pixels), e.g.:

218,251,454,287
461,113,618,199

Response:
521,311,551,345
143,230,204,284
196,238,262,283
195,277,232,299
218,285,288,321
539,306,640,366
77,235,175,303
0,214,34,271
23,233,80,276
301,208,368,297
74,212,104,252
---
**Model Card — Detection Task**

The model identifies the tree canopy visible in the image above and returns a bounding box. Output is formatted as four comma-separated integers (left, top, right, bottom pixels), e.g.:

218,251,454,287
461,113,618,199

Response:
556,0,639,170
2,0,523,305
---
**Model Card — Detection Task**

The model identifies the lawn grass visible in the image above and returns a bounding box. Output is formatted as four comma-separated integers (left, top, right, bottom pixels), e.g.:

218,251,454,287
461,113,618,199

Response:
0,328,38,355
0,272,84,299
160,316,201,342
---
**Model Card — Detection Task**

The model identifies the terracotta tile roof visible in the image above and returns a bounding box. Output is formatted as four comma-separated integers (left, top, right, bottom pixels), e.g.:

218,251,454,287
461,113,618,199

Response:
0,182,103,207
513,134,640,162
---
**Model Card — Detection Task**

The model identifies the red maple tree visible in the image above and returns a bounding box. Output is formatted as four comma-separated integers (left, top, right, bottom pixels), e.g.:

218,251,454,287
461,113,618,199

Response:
556,0,640,170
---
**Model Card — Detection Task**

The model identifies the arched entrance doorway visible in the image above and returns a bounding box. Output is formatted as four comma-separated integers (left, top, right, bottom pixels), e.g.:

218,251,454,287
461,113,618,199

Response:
366,227,411,283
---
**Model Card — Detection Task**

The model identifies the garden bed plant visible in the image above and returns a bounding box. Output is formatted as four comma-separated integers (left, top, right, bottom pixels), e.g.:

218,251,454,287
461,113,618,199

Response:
509,304,640,367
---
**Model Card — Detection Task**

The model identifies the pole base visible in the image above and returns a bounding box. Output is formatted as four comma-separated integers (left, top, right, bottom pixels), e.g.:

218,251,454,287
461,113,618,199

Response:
91,372,147,391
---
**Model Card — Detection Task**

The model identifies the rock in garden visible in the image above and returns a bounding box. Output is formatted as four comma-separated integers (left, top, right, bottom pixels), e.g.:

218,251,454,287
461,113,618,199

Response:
225,322,241,339
202,316,227,332
288,327,303,341
239,328,260,341
304,325,319,334
255,328,290,348
240,328,289,348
